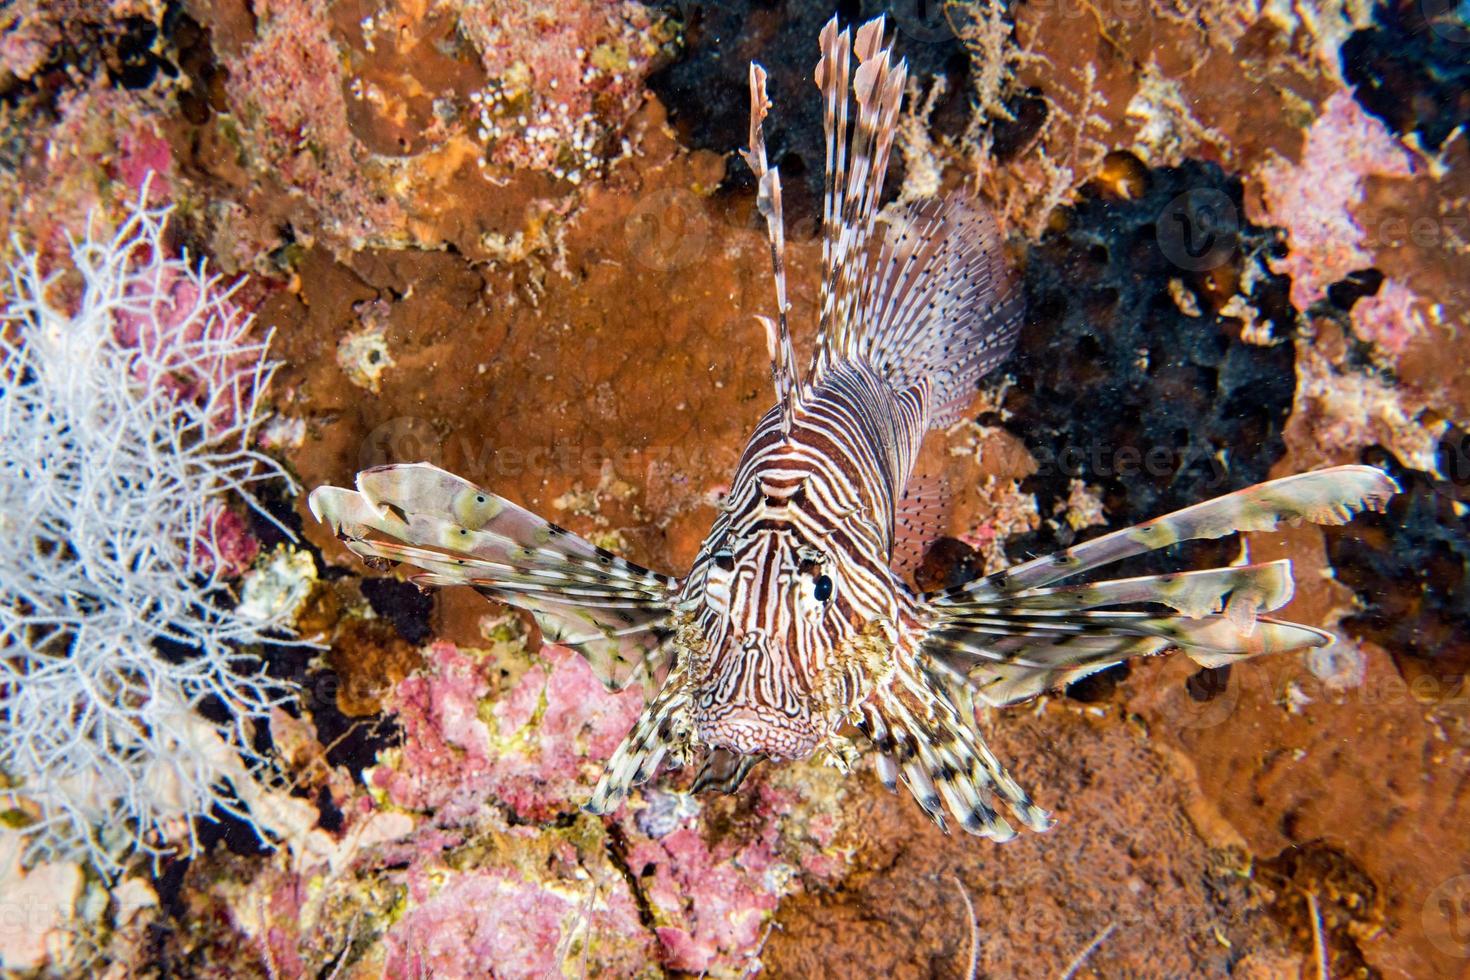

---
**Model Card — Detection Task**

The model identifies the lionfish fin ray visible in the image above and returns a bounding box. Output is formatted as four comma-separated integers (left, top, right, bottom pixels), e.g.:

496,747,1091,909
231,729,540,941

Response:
308,463,680,691
860,670,1051,838
807,15,1017,428
942,466,1399,601
913,467,1397,706
859,198,1023,426
810,15,912,380
587,674,692,813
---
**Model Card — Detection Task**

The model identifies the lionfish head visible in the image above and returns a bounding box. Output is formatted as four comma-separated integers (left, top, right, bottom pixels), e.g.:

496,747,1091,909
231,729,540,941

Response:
692,517,853,763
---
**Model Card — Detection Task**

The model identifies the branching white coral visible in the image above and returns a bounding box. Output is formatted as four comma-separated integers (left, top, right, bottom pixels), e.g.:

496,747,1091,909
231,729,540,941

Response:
0,189,298,872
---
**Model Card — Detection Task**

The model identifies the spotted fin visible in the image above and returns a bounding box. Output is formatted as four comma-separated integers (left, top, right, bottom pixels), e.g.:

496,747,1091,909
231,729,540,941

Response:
857,664,1052,839
690,748,764,795
743,61,799,432
915,465,1398,706
893,471,953,576
586,662,694,814
309,463,681,691
857,196,1023,426
947,465,1398,601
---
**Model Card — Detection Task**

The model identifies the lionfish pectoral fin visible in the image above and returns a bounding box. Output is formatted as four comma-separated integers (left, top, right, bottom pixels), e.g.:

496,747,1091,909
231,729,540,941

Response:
690,748,764,795
942,465,1399,601
586,679,691,815
308,462,682,691
916,466,1399,706
857,664,1051,840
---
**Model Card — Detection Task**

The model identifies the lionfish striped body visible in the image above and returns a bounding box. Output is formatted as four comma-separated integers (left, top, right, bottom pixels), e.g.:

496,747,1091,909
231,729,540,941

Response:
310,16,1398,838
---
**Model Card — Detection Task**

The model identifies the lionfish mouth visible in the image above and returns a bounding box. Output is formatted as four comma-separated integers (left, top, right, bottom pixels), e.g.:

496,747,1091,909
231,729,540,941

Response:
697,710,820,762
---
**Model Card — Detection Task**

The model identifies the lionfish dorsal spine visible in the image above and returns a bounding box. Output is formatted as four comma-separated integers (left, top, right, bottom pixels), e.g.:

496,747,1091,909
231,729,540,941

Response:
813,16,907,381
742,62,800,435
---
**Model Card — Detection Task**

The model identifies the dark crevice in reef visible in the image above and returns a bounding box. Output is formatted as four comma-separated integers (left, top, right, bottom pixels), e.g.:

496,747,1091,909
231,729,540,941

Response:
359,576,437,645
0,1,235,186
1340,0,1470,153
646,0,970,223
0,1,189,111
1003,156,1297,573
306,668,404,779
1323,442,1470,687
604,820,661,936
1255,841,1383,978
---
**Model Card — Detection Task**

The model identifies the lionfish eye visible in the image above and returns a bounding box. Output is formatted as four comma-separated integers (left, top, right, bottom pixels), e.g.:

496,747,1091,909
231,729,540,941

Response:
813,574,833,603
713,550,735,572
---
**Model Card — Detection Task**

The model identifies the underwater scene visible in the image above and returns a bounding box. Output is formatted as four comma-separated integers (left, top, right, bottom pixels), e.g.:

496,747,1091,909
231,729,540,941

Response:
1,0,1468,976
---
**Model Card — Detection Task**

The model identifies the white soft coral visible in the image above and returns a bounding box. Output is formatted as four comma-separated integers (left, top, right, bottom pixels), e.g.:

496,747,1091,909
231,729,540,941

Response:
0,188,297,871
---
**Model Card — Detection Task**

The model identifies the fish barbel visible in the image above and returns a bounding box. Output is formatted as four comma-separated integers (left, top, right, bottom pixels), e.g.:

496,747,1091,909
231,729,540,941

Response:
310,15,1398,838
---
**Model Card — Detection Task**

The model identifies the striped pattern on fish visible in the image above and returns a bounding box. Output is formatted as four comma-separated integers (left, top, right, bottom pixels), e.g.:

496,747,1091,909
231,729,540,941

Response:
309,15,1399,839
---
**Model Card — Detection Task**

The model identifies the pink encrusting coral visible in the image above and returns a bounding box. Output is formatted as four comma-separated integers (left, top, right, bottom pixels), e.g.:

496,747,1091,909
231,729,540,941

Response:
486,644,648,818
383,852,653,978
456,1,673,182
194,504,262,578
223,0,405,252
1257,91,1420,320
210,0,675,258
373,641,644,823
111,241,272,435
626,823,783,973
361,636,854,974
0,81,176,270
1349,276,1429,357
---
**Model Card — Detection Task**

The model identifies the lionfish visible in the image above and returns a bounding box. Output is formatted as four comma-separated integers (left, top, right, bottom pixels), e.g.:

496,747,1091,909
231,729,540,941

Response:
310,16,1398,839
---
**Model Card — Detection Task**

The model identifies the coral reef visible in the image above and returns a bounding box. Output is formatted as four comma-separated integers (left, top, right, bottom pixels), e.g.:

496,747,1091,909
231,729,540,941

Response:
124,627,850,976
646,0,966,219
1257,90,1416,314
182,0,678,263
1,0,1467,976
1324,445,1470,683
1341,0,1470,153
